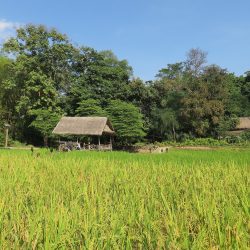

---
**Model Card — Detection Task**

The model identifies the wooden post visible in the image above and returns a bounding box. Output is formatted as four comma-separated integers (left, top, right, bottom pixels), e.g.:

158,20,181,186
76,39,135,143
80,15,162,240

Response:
5,127,9,148
110,136,112,151
98,136,100,151
88,137,90,150
4,123,10,148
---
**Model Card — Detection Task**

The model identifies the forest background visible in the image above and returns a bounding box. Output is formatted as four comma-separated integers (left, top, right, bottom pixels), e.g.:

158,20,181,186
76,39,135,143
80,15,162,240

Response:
0,25,249,146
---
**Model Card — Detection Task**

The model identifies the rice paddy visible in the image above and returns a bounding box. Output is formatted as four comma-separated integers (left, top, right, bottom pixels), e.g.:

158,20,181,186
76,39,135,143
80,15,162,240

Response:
0,149,249,249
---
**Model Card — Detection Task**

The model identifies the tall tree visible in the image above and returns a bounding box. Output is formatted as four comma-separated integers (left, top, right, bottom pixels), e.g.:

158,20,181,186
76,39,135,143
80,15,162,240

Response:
0,56,13,122
180,65,230,137
151,108,179,141
185,48,207,76
147,63,186,141
2,24,76,143
67,48,133,115
240,71,250,116
156,62,184,80
106,100,146,144
0,56,13,145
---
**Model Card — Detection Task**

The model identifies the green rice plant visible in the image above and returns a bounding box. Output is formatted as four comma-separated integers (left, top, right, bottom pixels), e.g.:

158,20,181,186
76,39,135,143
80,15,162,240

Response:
0,149,249,249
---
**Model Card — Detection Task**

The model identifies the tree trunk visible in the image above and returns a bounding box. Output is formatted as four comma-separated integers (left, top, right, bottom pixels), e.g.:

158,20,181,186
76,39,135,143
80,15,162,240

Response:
98,136,100,150
110,136,113,151
172,125,176,141
5,128,9,148
44,136,48,147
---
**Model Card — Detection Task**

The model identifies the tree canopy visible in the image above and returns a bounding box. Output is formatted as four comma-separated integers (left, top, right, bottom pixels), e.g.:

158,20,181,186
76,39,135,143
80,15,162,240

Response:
106,100,146,144
0,24,249,146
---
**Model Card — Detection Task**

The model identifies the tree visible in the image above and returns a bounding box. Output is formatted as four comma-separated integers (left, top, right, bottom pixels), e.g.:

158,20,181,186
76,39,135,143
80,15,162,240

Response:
3,24,75,92
215,115,239,137
29,109,61,146
156,62,184,80
0,56,13,144
75,99,106,116
67,48,133,114
151,108,179,141
105,100,145,144
239,71,250,116
224,74,243,116
2,24,76,143
180,65,230,137
1,23,248,146
15,71,59,113
0,56,13,119
146,63,186,141
0,56,12,83
185,48,207,76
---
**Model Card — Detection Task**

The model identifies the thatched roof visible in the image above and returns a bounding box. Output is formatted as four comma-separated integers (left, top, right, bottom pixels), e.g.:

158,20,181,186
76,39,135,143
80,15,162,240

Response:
52,117,115,136
235,117,250,130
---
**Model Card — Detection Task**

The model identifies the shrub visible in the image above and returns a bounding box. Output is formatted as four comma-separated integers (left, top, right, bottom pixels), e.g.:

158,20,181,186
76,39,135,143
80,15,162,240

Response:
161,138,229,147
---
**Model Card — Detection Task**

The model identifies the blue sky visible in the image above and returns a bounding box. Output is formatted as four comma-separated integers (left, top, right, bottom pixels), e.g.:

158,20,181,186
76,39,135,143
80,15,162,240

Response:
0,0,249,80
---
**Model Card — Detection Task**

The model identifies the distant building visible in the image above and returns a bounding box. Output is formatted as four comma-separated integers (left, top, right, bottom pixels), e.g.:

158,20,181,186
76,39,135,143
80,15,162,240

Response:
229,117,250,135
52,117,115,150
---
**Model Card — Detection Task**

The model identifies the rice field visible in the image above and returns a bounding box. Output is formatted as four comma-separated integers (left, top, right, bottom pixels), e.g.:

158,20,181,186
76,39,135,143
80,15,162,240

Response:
0,149,249,249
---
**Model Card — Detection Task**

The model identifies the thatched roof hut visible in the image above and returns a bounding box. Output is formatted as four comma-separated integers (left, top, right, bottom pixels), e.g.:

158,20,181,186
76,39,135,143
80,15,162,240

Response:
229,117,250,135
52,117,115,136
235,117,250,130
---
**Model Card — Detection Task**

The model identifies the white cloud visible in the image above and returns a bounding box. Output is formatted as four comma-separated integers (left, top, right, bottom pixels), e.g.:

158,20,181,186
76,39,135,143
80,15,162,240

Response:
0,19,20,42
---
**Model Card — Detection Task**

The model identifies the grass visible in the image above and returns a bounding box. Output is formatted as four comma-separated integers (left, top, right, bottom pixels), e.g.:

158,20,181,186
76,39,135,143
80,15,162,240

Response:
0,149,249,249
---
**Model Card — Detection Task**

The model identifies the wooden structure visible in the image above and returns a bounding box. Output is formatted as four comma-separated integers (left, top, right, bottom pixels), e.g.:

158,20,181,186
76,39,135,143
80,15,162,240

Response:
136,145,170,154
52,117,115,151
229,117,250,135
4,123,10,148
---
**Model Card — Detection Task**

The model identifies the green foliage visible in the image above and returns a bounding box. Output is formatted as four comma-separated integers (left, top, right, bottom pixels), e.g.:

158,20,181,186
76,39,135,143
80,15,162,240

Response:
151,108,179,141
0,56,12,83
75,99,106,116
238,72,250,116
66,48,132,114
1,24,75,144
16,71,59,113
215,115,239,137
180,65,229,136
225,131,250,145
3,24,75,91
106,100,146,144
1,26,250,146
242,131,250,140
127,78,151,108
158,135,250,147
0,56,13,122
156,62,184,79
150,51,249,141
178,138,229,146
29,109,61,146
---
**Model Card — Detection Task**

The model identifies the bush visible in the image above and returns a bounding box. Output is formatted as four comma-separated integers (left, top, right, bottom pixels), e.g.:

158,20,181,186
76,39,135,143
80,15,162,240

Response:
160,138,229,147
158,136,250,147
241,131,250,141
183,138,229,146
225,132,250,145
138,133,250,148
